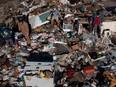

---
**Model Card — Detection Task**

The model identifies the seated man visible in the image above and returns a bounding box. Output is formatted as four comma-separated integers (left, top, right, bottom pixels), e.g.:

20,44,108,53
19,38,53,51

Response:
50,7,61,27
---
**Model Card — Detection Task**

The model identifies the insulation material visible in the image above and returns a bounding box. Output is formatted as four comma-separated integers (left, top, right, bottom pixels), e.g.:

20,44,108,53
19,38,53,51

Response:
24,76,53,87
101,21,116,33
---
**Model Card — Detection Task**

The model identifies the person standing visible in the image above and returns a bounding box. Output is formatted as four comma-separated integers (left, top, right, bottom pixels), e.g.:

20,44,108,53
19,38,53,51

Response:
90,11,103,38
18,17,31,46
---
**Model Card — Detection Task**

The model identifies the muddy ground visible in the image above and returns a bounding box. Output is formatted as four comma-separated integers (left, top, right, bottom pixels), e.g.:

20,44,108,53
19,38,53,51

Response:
100,0,116,7
0,0,21,23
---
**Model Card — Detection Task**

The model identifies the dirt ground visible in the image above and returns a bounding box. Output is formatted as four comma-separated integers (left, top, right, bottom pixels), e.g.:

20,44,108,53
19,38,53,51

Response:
100,0,116,7
0,0,21,23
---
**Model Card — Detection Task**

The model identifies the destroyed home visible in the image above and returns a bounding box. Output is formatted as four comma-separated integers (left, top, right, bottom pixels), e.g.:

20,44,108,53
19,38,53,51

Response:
0,0,116,87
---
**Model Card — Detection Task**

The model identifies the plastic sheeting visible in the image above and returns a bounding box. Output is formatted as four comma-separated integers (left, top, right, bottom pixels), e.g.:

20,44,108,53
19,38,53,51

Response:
29,10,50,29
101,21,116,33
24,76,53,87
29,16,42,29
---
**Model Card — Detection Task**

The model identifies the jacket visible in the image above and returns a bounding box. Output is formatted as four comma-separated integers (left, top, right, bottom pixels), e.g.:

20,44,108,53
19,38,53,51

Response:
90,12,104,24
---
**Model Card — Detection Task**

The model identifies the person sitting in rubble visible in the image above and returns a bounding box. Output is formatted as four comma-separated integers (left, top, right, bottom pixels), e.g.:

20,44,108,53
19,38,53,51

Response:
50,7,61,27
18,17,31,46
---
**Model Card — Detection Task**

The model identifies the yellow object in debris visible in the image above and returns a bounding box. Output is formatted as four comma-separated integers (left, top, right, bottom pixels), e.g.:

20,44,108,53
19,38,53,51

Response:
44,77,49,80
98,51,105,54
98,52,102,54
40,71,45,77
39,71,49,80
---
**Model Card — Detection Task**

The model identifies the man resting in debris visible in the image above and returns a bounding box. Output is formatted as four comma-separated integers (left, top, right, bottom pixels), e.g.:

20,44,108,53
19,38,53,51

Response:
50,7,61,27
18,17,31,46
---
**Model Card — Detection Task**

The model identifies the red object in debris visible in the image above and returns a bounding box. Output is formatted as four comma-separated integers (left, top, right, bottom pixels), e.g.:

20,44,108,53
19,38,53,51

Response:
93,16,100,25
67,69,75,77
83,66,95,74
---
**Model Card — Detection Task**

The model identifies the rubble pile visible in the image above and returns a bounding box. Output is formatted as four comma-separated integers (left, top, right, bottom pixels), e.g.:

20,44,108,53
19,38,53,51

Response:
0,0,116,87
